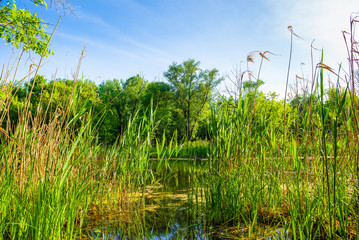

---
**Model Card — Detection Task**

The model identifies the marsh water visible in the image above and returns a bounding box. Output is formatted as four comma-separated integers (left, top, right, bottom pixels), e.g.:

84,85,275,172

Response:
85,160,288,240
88,160,209,239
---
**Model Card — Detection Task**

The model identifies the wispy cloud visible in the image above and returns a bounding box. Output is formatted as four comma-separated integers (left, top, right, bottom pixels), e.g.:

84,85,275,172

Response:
73,8,172,61
55,31,139,59
77,10,107,26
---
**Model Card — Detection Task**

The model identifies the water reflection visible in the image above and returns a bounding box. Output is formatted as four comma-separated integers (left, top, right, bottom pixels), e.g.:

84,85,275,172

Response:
85,160,287,239
86,160,209,240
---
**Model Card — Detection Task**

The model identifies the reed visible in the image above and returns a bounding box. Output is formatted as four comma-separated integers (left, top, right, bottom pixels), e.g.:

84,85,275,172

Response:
203,19,359,239
2,12,359,240
0,50,159,239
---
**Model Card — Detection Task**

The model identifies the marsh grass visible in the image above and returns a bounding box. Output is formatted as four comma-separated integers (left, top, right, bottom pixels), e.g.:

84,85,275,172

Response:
0,48,161,239
150,139,209,160
204,17,359,239
1,14,359,240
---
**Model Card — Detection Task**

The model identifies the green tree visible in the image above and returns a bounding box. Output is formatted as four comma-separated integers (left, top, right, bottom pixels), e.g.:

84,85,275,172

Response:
122,75,146,119
97,75,146,143
97,79,123,143
242,79,264,94
164,59,223,141
0,0,52,55
22,76,97,122
141,81,174,139
26,75,47,105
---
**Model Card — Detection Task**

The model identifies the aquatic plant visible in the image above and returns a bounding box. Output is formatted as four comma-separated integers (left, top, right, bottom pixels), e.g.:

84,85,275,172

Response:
204,16,359,239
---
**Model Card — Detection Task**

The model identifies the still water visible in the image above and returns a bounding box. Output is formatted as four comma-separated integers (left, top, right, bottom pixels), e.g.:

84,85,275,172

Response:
84,160,288,240
88,160,209,240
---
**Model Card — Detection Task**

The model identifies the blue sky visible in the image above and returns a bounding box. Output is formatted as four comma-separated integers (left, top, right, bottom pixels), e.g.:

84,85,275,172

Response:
1,0,359,97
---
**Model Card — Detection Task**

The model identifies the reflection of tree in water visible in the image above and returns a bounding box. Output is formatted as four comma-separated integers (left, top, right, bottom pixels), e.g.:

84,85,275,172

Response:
143,201,207,239
143,160,207,239
87,160,209,239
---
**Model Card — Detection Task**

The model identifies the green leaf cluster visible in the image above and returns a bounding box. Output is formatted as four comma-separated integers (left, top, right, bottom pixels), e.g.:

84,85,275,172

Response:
0,0,52,56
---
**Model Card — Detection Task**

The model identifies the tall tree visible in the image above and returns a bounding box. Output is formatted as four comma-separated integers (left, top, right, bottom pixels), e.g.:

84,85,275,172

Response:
122,75,146,118
141,81,174,139
96,75,146,143
164,59,222,141
96,79,122,143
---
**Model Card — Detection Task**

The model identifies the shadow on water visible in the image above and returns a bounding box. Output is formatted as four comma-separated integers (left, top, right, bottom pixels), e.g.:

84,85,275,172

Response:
83,160,289,240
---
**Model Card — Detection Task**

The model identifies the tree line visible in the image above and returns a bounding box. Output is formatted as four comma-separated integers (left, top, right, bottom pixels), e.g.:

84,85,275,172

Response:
2,57,352,146
1,59,224,143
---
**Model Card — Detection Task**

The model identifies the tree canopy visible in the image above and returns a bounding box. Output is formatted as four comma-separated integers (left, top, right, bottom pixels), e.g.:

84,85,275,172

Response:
164,59,223,141
0,0,70,56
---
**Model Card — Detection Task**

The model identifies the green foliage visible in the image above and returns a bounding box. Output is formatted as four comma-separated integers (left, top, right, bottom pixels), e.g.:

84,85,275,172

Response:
164,59,223,141
96,75,146,143
122,75,146,118
151,140,209,159
141,81,173,139
96,79,122,143
0,0,52,56
0,72,159,239
242,79,264,94
0,88,5,111
2,60,224,144
204,57,359,239
2,50,359,239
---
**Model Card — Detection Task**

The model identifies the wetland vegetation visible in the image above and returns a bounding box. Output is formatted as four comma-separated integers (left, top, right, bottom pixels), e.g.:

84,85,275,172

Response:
1,0,359,239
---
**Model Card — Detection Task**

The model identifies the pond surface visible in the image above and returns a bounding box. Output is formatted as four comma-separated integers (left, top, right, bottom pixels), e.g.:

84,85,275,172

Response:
84,160,288,240
88,160,210,240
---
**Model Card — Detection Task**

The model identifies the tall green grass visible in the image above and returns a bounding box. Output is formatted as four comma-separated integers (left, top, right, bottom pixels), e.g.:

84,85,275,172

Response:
204,19,359,239
2,15,359,240
150,139,209,160
0,52,159,239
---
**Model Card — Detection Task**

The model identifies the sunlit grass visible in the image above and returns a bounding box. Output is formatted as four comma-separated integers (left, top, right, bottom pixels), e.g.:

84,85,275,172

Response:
1,14,359,240
203,18,359,240
0,51,159,239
